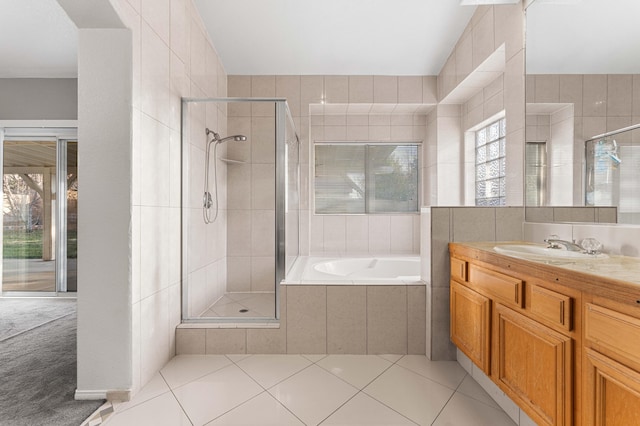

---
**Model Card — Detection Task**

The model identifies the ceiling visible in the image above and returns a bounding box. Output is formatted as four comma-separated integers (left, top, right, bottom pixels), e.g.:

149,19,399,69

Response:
2,0,640,79
0,0,77,78
526,0,640,74
193,0,477,75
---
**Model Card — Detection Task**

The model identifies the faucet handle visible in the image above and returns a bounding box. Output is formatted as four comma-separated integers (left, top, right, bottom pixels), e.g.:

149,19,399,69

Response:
544,234,560,248
580,238,603,255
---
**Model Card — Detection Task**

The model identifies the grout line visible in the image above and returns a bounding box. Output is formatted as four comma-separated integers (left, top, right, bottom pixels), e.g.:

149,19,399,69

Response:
160,372,196,426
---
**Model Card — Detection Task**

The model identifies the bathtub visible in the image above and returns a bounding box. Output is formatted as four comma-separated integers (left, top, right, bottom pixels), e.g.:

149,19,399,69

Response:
283,256,422,284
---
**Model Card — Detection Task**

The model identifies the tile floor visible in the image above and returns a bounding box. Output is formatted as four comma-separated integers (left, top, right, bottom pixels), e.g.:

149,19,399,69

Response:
102,354,516,426
200,292,275,318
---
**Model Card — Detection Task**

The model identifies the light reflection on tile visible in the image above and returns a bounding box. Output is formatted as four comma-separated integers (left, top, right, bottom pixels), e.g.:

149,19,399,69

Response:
97,355,516,426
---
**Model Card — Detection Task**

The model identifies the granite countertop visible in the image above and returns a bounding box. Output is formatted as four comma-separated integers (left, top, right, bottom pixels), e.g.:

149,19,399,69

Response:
453,241,640,288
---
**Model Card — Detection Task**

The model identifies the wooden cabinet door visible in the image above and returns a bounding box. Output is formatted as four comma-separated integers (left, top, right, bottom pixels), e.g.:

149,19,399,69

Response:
450,280,491,374
585,348,640,426
494,304,573,426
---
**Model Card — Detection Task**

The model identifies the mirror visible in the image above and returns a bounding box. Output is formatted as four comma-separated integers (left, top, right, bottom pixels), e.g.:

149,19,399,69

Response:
525,0,640,224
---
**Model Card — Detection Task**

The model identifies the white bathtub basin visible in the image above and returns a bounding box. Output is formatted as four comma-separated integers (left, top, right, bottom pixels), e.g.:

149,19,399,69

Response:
494,244,608,261
284,256,422,284
313,258,420,280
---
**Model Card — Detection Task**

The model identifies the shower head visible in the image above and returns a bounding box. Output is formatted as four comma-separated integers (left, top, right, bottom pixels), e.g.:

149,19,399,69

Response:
216,135,247,144
205,128,247,144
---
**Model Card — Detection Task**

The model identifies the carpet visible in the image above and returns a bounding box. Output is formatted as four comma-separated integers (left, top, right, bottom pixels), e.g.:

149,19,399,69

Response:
0,298,76,341
0,299,103,426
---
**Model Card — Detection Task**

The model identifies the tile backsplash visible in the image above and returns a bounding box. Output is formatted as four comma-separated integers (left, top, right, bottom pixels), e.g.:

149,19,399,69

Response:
525,221,640,258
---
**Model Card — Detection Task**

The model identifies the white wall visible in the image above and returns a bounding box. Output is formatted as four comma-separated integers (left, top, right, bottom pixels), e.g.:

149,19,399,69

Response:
0,78,77,120
61,0,228,398
75,27,133,398
114,0,228,393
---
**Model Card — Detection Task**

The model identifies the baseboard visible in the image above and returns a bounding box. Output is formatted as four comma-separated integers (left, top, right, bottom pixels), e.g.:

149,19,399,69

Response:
75,389,131,402
75,390,107,400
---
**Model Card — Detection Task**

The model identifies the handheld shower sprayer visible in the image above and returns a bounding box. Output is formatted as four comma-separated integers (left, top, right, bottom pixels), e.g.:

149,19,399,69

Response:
203,128,247,223
205,128,247,144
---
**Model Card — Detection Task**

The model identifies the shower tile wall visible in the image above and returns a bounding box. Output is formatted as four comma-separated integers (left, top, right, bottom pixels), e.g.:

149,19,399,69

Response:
117,0,228,393
226,77,278,292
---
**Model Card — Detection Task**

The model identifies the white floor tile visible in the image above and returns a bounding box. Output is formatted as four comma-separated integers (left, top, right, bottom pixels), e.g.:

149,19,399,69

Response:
227,354,252,363
228,292,262,302
207,392,304,425
270,364,358,425
364,365,455,425
317,355,392,389
396,355,467,389
173,364,263,426
104,392,190,426
114,373,170,413
456,374,501,409
160,355,232,389
237,354,312,388
101,355,517,426
211,295,236,307
377,354,403,363
432,392,516,426
302,354,327,363
320,392,417,425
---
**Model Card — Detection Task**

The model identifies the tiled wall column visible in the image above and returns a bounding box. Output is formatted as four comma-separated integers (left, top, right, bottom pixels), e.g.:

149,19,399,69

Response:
422,207,524,360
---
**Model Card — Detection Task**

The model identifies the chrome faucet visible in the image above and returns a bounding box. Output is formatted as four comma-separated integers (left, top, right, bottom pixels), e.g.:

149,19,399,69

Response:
543,237,583,252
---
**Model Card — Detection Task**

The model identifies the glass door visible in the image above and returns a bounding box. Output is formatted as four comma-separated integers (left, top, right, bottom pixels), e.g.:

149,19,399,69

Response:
1,132,77,294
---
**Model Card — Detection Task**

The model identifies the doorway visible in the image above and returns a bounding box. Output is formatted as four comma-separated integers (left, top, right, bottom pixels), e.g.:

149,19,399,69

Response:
1,129,78,295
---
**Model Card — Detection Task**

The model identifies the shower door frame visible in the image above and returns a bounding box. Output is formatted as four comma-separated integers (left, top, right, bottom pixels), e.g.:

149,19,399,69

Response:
180,97,300,323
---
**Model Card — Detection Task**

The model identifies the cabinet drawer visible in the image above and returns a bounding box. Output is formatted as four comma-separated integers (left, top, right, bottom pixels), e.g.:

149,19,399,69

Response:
585,303,640,365
469,264,523,309
450,257,467,282
528,285,572,331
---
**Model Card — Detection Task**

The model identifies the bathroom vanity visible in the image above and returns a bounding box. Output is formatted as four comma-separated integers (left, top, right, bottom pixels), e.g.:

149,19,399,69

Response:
449,241,640,426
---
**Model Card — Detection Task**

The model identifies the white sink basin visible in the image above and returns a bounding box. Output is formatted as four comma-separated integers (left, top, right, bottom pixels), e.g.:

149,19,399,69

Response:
494,244,608,261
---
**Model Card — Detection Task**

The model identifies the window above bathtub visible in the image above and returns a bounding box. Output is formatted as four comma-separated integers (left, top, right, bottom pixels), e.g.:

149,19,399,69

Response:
314,143,419,214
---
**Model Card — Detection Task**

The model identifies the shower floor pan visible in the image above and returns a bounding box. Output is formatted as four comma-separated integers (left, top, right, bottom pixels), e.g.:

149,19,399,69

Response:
200,292,276,318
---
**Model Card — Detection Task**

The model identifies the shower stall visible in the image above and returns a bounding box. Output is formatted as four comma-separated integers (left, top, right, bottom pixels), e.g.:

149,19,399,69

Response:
181,98,300,322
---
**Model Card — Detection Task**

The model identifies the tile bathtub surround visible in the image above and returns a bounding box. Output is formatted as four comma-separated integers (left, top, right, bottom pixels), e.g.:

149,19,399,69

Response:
102,354,515,426
176,284,426,355
309,214,421,255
